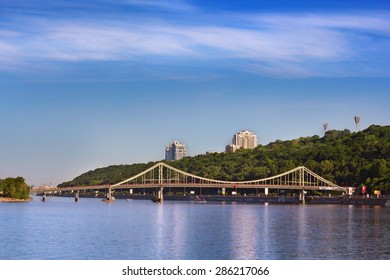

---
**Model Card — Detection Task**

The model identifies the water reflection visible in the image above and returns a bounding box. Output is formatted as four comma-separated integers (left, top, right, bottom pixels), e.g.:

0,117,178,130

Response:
229,204,261,259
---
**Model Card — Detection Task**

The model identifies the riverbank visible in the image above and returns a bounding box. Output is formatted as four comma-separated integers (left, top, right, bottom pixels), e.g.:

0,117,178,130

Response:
0,197,32,203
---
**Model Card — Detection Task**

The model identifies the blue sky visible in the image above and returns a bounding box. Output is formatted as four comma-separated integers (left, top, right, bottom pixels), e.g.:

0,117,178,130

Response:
0,0,389,186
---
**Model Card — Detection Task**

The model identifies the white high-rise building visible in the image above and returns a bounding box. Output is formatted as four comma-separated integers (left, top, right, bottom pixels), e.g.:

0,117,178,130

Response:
165,141,187,161
232,130,258,149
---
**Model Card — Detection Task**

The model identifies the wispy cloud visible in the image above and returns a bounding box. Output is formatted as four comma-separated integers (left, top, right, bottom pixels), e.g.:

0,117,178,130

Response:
1,2,389,77
1,20,348,61
122,0,195,12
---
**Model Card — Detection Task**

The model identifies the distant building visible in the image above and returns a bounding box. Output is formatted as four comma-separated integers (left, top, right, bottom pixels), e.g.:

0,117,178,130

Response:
225,144,240,153
230,130,258,150
165,141,187,161
233,130,258,149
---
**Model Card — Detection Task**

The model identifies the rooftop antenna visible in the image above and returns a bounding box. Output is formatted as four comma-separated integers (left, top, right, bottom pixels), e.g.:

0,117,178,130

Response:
354,116,361,132
323,122,328,134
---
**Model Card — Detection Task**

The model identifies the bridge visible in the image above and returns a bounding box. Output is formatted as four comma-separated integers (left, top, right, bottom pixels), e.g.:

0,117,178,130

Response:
30,162,347,204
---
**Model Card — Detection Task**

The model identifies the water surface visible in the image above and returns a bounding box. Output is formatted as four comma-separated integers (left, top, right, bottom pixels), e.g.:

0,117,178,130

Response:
1,197,389,260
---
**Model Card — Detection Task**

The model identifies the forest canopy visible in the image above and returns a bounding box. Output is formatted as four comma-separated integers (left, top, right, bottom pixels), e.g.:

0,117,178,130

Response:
58,125,390,194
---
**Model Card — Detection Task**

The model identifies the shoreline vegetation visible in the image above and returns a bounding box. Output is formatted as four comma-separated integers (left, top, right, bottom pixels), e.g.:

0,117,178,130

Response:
0,197,32,203
0,177,30,201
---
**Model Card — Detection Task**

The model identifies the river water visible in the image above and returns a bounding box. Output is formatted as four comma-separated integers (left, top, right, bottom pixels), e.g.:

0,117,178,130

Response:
0,197,389,260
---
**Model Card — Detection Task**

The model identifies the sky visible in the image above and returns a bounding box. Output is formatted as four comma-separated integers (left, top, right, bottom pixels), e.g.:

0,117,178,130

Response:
0,0,389,186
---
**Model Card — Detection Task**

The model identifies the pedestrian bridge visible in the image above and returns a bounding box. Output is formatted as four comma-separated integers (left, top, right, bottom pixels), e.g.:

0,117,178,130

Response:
31,162,347,203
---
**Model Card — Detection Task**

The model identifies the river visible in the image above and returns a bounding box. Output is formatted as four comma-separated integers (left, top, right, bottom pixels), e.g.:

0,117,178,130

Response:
0,197,389,260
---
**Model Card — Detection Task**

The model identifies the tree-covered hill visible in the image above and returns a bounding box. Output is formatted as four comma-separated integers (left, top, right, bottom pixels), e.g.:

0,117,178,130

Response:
58,125,390,193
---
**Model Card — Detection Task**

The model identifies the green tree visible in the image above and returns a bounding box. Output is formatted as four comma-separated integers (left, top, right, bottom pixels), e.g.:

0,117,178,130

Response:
1,177,30,199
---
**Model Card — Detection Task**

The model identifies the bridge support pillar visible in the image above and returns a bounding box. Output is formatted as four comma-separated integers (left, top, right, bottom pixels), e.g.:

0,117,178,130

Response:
103,188,114,202
300,189,306,205
75,190,79,202
264,188,269,196
158,187,164,202
107,188,112,201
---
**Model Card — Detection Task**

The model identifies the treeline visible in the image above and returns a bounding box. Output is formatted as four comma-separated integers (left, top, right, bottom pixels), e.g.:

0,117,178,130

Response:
0,177,30,199
59,125,390,194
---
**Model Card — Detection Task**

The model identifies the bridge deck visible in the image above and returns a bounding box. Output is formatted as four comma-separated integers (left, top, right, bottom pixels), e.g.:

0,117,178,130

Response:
30,184,341,194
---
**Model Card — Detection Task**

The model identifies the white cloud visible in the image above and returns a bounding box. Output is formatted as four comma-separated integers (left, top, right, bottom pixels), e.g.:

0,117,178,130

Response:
1,10,389,77
2,19,349,61
286,14,390,34
0,41,22,71
174,25,348,60
29,23,196,61
122,0,195,12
